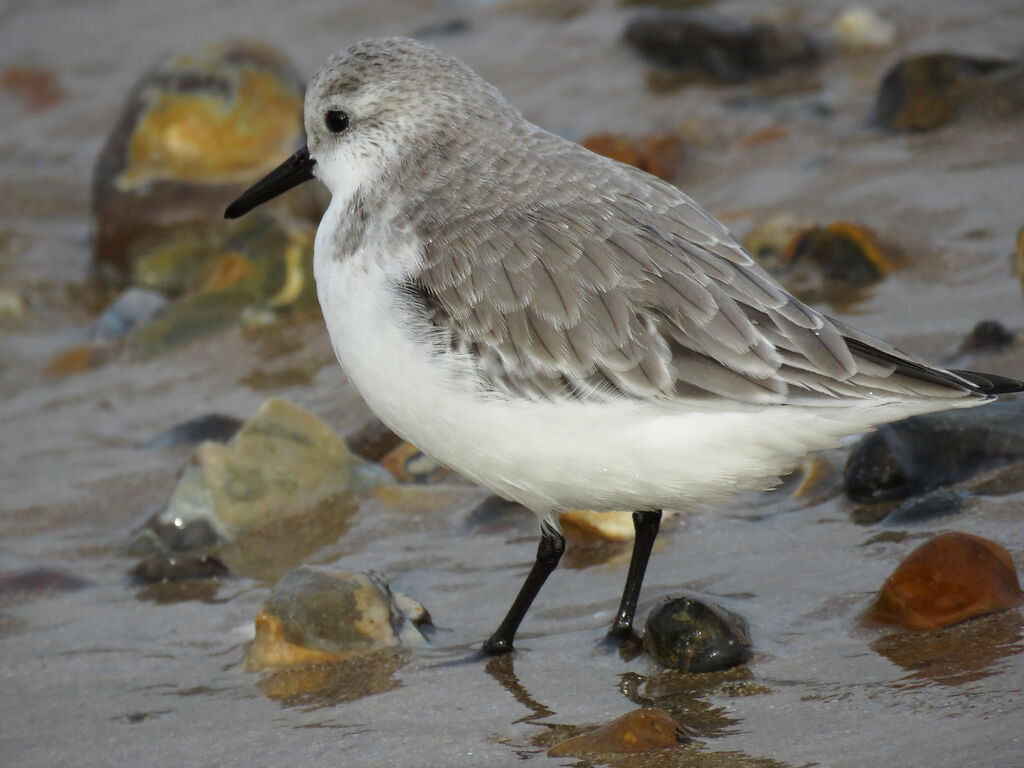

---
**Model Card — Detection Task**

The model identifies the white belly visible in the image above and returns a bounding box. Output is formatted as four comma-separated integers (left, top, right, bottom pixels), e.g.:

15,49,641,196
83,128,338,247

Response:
314,224,972,525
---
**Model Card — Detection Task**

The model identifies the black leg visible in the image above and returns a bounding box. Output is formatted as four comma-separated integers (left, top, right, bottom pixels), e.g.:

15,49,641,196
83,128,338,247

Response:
483,524,565,655
609,510,662,640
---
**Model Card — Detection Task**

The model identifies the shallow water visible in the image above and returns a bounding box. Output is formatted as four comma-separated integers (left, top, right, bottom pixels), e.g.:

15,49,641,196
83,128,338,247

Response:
2,1,1024,766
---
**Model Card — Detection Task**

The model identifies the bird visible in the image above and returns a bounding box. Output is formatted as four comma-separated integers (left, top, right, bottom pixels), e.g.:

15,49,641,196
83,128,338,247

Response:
225,37,1022,655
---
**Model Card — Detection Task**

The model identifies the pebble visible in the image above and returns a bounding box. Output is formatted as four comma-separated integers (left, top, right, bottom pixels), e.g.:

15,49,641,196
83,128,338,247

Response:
132,552,228,583
91,287,168,343
580,133,685,181
644,595,752,672
142,413,244,449
874,53,1024,132
152,398,392,541
845,401,1024,504
560,509,637,541
867,532,1023,630
831,6,895,50
245,566,429,671
624,9,820,83
0,566,90,597
879,488,967,527
547,707,691,757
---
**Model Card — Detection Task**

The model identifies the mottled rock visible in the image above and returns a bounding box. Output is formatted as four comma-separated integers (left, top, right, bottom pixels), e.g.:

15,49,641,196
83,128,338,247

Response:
92,40,316,283
245,566,429,671
845,401,1024,504
142,413,244,449
874,53,1024,132
44,344,109,376
644,596,752,672
548,707,691,757
624,10,820,83
956,320,1015,357
742,213,813,272
154,399,391,540
580,133,685,181
867,532,1023,630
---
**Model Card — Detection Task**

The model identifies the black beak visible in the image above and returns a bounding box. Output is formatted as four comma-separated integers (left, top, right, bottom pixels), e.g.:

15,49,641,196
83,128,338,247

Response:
224,146,316,219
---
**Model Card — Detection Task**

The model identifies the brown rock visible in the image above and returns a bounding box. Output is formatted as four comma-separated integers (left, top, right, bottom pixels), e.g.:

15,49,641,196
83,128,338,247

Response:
581,133,685,180
1,66,64,111
547,707,691,757
45,344,108,376
868,532,1024,630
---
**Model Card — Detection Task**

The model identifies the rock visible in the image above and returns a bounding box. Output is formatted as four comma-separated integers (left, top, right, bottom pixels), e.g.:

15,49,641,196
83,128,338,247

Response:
782,221,893,306
0,66,64,111
879,488,967,526
580,133,685,181
44,344,109,376
742,213,813,272
560,509,637,541
831,6,895,50
378,441,453,484
867,532,1023,630
0,566,90,597
128,215,318,358
132,552,229,583
255,648,404,707
91,287,168,343
644,595,752,672
844,400,1024,504
142,413,244,449
92,40,318,283
0,287,26,319
956,320,1015,357
547,708,691,757
874,53,1024,132
245,566,429,671
345,419,404,463
624,9,821,83
152,398,391,541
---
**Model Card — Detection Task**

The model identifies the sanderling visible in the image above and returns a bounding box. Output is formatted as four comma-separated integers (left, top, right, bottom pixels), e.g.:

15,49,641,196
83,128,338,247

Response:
226,37,1021,655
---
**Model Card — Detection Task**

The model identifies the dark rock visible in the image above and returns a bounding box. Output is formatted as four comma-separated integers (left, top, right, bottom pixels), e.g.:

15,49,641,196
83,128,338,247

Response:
345,419,404,463
412,19,471,38
462,495,533,534
142,413,243,449
957,320,1016,356
880,488,967,526
844,400,1024,504
874,53,1024,132
624,10,821,83
0,566,90,597
867,532,1023,630
132,552,229,583
644,595,752,672
146,516,222,553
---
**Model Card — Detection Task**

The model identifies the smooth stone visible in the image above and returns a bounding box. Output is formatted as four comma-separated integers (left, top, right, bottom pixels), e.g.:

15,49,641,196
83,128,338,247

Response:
44,344,109,376
91,287,168,343
844,400,1024,504
956,320,1015,356
874,53,1024,132
548,708,691,757
142,413,244,449
831,6,895,49
245,566,429,671
345,419,404,463
131,552,229,583
0,566,90,596
624,9,821,83
560,509,636,541
644,595,752,673
155,398,392,540
867,532,1024,630
378,440,453,484
879,488,967,527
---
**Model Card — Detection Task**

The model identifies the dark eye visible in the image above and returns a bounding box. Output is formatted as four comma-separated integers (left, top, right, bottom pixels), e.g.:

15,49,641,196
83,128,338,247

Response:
325,110,350,133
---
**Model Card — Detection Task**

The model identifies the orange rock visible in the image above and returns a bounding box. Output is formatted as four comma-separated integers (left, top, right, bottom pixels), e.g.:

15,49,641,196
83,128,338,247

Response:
1,66,64,111
246,610,349,672
784,220,895,276
581,133,642,169
581,133,684,180
548,707,690,757
868,532,1024,630
45,345,107,376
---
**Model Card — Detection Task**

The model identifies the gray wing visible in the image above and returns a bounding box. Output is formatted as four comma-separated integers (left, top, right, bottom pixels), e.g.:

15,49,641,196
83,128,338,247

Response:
408,136,981,405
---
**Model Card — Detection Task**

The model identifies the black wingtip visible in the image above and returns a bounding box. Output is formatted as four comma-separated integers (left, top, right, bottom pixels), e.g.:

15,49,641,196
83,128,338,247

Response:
950,369,1024,396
